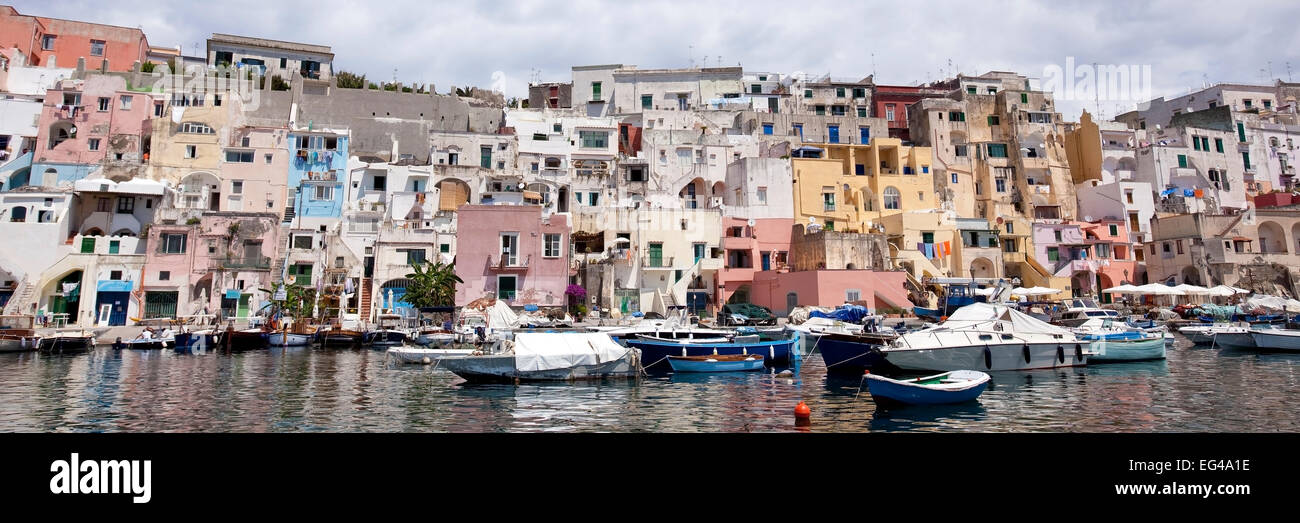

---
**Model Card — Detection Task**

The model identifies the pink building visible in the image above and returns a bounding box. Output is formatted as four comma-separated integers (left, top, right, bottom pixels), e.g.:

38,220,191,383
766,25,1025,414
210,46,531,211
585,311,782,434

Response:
32,74,153,186
454,205,569,308
142,212,282,320
750,269,912,315
718,216,793,305
0,6,149,72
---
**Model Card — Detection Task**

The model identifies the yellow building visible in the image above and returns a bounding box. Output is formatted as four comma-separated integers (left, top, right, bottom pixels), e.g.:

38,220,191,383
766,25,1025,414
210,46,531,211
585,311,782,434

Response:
790,139,934,233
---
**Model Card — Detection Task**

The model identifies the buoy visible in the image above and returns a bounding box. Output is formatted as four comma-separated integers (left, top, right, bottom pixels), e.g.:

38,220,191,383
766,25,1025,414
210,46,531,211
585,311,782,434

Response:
863,369,871,375
422,356,432,365
794,401,811,418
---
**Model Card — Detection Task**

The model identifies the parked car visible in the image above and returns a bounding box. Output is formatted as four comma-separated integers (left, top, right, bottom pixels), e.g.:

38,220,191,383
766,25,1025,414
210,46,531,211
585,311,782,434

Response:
720,303,776,326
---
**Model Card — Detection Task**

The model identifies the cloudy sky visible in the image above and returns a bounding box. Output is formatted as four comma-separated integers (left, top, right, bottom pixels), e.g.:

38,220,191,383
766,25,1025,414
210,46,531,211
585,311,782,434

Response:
18,0,1300,120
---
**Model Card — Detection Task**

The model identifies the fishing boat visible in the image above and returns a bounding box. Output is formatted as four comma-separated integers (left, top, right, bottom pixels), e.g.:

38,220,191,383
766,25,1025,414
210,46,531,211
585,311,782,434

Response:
385,345,475,364
439,332,641,382
0,315,40,353
1177,323,1236,345
363,317,409,347
174,329,216,352
667,354,765,372
319,327,364,347
216,328,268,350
266,331,314,347
1052,298,1123,327
38,331,96,353
911,278,986,320
865,370,991,406
881,303,1087,372
1248,327,1300,351
786,316,866,353
1071,318,1166,362
813,331,900,374
117,337,165,350
623,330,801,370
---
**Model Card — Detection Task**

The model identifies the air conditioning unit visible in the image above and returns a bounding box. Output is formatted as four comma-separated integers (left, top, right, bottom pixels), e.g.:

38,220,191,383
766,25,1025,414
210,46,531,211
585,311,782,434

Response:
709,197,723,207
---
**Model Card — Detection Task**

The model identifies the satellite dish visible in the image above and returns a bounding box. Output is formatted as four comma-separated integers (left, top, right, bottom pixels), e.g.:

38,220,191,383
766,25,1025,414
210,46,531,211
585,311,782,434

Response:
809,216,816,223
1084,215,1094,222
746,218,755,227
518,183,525,190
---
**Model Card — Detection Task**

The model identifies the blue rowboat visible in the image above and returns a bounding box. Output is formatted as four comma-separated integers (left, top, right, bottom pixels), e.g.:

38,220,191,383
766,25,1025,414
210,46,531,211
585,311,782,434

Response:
1078,331,1166,362
865,370,990,406
668,354,765,372
624,331,801,370
174,331,216,352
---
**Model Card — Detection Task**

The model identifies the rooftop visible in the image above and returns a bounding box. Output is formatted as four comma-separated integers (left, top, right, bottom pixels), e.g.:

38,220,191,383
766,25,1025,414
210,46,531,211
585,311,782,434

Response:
208,33,333,57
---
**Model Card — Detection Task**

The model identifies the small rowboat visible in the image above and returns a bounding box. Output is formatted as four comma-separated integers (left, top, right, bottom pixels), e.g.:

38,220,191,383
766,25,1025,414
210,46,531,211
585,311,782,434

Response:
865,370,990,406
667,354,765,373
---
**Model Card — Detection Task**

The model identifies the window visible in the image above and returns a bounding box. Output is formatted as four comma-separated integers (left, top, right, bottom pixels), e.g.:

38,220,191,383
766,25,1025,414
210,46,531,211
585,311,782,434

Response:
185,145,197,159
987,87,997,94
1176,240,1184,254
987,116,1000,126
1243,152,1252,170
42,35,55,50
967,86,977,94
590,81,601,101
161,233,187,254
159,270,170,281
404,249,427,265
1125,190,1134,204
762,123,773,135
544,233,562,258
293,235,313,250
88,39,105,56
225,150,253,163
109,270,122,281
757,187,767,204
1054,230,1063,242
231,180,243,195
1243,99,1253,108
88,138,100,151
280,57,287,69
853,87,866,98
480,146,492,168
579,130,607,148
886,105,896,121
119,95,132,110
116,197,135,214
951,172,959,184
1177,154,1187,168
440,243,450,253
815,105,825,115
1045,247,1063,262
846,289,861,302
97,97,110,111
954,144,968,157
588,192,598,206
265,154,273,164
948,111,966,121
180,122,215,134
831,105,846,116
313,185,333,200
822,190,836,211
857,107,867,118
883,186,901,210
995,179,1007,192
641,94,653,109
154,102,164,117
836,87,846,97
1020,93,1028,104
804,89,812,98
987,144,1008,157
96,198,111,212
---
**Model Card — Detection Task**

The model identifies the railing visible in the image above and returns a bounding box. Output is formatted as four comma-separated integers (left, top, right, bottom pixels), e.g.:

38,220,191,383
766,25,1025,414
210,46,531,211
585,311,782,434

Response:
211,256,272,270
488,254,530,269
643,256,674,268
301,170,338,181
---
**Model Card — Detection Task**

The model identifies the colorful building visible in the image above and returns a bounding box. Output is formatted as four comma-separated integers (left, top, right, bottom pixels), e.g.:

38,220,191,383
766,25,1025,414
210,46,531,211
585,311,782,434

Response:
454,205,569,308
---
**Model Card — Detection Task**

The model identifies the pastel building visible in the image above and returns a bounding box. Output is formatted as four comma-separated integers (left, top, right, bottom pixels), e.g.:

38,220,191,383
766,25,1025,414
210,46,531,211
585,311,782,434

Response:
142,212,283,321
1031,220,1141,299
0,6,150,72
0,188,75,313
30,74,154,187
746,226,912,316
454,205,569,308
206,33,332,82
790,139,934,233
717,158,794,306
285,128,348,226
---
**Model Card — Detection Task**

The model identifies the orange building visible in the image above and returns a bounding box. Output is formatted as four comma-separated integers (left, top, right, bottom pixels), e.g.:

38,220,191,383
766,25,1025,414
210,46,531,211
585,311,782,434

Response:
0,5,149,72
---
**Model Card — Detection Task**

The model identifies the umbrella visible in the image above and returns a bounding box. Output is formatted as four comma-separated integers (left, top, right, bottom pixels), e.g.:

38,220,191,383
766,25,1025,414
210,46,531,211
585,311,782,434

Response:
1173,284,1209,295
611,237,631,245
1135,284,1184,296
1103,284,1142,294
1012,287,1059,296
1204,285,1236,297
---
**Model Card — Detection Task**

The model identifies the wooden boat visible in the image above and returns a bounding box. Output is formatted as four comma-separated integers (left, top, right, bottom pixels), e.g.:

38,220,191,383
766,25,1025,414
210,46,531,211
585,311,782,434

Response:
1248,327,1300,351
865,370,991,406
363,328,408,347
174,330,216,352
267,331,314,347
667,354,764,372
0,315,40,353
38,332,96,353
217,328,268,351
319,327,363,347
1072,319,1166,362
117,338,166,350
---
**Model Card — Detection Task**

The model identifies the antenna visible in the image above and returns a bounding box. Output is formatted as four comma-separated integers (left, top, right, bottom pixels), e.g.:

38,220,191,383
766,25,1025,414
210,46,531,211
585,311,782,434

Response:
688,45,694,68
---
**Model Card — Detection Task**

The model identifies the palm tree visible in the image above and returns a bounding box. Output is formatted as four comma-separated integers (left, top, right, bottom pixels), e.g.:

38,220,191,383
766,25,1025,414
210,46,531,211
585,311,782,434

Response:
259,284,317,321
405,261,462,308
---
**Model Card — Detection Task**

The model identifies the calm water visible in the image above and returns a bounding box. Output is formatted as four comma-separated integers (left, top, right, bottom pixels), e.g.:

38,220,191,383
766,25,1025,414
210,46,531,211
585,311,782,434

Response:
2,336,1299,432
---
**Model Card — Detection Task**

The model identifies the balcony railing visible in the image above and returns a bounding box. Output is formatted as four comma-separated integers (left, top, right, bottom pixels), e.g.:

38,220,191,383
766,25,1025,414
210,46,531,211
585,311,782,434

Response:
211,256,272,270
488,254,530,270
643,256,675,268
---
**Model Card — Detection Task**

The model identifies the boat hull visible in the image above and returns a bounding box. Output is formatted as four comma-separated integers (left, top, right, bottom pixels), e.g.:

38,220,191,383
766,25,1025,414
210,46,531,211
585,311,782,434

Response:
624,335,799,370
38,336,95,353
174,332,216,353
0,335,40,353
1212,331,1256,350
440,354,639,382
866,371,990,406
883,341,1087,372
364,330,408,347
217,331,267,351
266,332,313,347
1249,329,1300,351
386,346,475,364
668,356,765,372
1088,337,1166,362
120,340,165,350
815,334,896,374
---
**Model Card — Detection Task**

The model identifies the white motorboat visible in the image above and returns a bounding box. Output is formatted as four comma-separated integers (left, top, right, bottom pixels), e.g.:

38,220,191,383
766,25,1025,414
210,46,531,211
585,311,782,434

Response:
1072,318,1166,362
439,332,641,382
786,317,869,353
1177,323,1236,345
1209,324,1255,349
1248,327,1300,351
882,303,1087,372
1052,298,1123,327
386,345,475,364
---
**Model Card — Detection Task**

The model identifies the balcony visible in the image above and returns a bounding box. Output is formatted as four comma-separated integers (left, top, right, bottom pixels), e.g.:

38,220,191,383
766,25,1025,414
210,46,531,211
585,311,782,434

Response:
211,256,272,270
1114,168,1135,181
722,236,754,250
301,170,338,182
487,254,530,271
642,256,675,268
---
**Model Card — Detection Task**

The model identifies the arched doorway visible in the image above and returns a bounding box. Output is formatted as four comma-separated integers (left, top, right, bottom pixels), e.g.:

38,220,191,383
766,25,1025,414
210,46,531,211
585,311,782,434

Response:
1071,271,1092,298
1180,266,1202,285
969,257,995,278
435,179,472,212
47,270,84,324
1098,273,1115,304
180,171,221,210
1258,221,1287,254
380,278,414,317
680,178,705,209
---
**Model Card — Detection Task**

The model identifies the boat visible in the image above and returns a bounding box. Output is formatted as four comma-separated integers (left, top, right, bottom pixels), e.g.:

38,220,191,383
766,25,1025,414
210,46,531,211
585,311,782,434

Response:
319,327,364,347
38,331,96,353
174,329,216,352
117,337,166,350
386,345,475,364
667,354,765,372
439,332,641,382
363,328,408,347
266,331,314,347
786,316,866,353
1177,323,1236,345
1248,327,1300,351
216,328,268,350
1052,298,1123,327
865,370,991,406
623,330,802,370
912,278,986,320
881,303,1087,372
1206,324,1255,349
812,331,900,374
1071,319,1166,362
0,315,40,353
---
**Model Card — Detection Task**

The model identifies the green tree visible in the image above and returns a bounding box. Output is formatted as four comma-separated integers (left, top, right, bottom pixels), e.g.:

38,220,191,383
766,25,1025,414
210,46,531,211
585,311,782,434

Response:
260,284,318,321
404,261,462,307
336,70,366,89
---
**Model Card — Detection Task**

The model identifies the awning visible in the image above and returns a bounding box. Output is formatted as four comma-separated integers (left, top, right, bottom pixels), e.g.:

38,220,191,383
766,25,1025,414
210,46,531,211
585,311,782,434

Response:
523,190,542,200
1231,237,1253,242
225,289,241,299
97,280,135,292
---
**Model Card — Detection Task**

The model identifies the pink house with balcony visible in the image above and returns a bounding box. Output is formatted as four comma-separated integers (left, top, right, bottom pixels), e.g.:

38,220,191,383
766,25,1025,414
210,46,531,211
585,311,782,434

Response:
718,216,793,304
1034,219,1142,301
142,212,282,321
454,205,569,308
30,73,153,187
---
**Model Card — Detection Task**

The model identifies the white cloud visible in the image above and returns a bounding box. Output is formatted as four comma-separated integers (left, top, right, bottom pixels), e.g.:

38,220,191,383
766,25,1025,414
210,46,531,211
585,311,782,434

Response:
17,0,1300,119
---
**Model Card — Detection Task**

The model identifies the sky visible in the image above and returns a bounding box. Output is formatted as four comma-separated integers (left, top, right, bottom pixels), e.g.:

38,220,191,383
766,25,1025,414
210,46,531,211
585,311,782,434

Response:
17,0,1300,120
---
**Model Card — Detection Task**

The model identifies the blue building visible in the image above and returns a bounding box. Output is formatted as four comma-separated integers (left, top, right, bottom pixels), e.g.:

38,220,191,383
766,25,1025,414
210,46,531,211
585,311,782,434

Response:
286,130,348,220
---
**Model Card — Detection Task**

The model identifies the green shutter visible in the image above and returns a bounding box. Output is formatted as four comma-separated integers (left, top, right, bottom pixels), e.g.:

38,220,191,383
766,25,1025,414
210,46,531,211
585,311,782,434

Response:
641,94,652,109
109,240,119,254
1237,122,1246,143
591,82,601,101
1020,93,1028,104
1192,137,1201,151
1178,154,1187,168
81,237,95,253
1215,138,1224,153
1243,152,1251,170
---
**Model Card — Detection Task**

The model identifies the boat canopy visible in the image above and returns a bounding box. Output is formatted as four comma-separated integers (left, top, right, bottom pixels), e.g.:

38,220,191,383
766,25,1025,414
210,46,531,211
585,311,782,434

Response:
943,303,1073,336
511,333,633,372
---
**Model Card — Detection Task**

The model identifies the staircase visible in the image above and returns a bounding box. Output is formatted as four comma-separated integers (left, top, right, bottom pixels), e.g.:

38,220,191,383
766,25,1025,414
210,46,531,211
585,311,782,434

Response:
2,278,36,315
359,277,372,320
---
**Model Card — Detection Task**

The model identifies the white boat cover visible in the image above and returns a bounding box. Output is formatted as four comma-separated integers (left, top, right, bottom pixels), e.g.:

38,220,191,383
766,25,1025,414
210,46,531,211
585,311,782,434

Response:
943,303,1073,336
486,301,519,329
510,333,633,372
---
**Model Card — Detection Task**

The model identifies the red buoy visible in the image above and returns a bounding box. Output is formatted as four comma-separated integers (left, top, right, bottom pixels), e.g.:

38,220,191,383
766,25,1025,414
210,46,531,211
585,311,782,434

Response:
863,369,871,375
794,401,811,419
